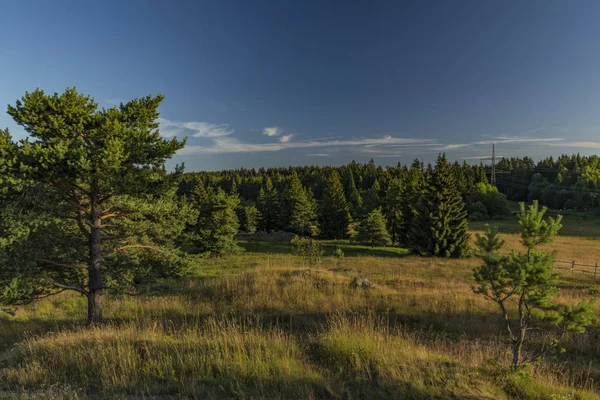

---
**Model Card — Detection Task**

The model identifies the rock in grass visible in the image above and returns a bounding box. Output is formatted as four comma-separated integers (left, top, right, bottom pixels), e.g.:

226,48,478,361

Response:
349,277,374,288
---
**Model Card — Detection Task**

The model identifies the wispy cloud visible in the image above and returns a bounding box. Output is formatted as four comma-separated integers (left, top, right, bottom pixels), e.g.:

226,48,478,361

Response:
177,135,437,156
435,136,564,151
279,134,293,143
307,153,329,157
159,118,234,138
461,155,508,160
263,127,282,136
548,141,600,148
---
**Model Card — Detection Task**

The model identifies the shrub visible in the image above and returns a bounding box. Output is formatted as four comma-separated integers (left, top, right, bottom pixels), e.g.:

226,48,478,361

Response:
291,236,325,266
467,201,488,221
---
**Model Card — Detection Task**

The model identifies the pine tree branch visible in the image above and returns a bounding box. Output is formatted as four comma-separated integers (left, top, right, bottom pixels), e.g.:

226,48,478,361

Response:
40,259,89,270
75,214,92,238
49,280,88,296
116,245,168,254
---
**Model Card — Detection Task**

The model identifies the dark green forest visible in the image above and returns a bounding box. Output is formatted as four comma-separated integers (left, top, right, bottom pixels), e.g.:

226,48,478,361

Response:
178,153,600,243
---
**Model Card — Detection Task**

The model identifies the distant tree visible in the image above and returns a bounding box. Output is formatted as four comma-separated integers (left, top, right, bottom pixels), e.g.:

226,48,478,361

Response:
319,171,351,239
186,185,241,256
237,204,260,233
281,171,317,235
344,170,363,219
362,179,381,213
409,154,470,258
399,160,425,243
527,173,549,203
383,178,404,245
467,183,509,219
0,88,193,324
256,177,281,233
473,202,596,367
467,201,489,221
553,189,571,210
357,208,391,247
290,236,324,266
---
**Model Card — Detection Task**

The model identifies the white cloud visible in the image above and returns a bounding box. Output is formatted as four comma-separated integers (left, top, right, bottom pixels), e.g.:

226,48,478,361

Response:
433,143,471,151
279,134,293,143
435,136,564,151
263,127,282,136
158,118,234,138
461,155,508,160
548,141,600,148
177,135,438,156
307,153,329,157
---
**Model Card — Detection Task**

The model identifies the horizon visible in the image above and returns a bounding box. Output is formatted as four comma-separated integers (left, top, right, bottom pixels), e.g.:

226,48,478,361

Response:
2,1,600,171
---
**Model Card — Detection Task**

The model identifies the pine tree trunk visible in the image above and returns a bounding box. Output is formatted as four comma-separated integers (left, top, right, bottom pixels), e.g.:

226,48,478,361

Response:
512,340,522,368
88,188,103,325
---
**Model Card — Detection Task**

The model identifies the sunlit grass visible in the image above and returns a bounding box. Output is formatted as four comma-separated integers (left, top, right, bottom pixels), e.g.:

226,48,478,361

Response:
1,218,600,398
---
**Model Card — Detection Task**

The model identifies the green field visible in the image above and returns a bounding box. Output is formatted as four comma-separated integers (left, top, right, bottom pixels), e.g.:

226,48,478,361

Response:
2,219,600,399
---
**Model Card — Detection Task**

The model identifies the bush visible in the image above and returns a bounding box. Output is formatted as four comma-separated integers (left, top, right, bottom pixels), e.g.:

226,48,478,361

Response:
563,199,577,210
553,189,571,210
468,201,488,221
291,236,325,266
467,183,509,219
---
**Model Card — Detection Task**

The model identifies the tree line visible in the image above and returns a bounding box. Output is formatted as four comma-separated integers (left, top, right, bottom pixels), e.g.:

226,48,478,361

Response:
178,155,507,255
495,154,600,210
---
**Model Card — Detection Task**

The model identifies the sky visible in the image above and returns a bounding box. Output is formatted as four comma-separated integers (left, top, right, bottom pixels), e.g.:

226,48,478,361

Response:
2,0,600,171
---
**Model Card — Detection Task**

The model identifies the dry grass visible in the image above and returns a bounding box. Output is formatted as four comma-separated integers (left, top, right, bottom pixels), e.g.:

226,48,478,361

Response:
1,224,600,399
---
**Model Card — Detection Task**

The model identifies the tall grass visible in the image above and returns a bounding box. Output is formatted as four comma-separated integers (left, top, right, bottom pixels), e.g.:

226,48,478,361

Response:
1,230,600,398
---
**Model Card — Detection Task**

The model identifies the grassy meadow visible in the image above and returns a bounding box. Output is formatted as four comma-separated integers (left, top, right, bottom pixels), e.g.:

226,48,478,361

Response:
2,213,600,399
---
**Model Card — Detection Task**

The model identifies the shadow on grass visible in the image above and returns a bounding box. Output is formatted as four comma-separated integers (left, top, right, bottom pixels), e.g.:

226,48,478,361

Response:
239,238,411,258
0,317,86,354
470,212,600,238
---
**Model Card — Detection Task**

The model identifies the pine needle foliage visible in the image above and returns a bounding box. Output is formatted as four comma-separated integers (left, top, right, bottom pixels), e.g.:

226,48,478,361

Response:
357,208,392,247
0,88,193,324
408,154,470,258
473,202,596,367
319,171,351,240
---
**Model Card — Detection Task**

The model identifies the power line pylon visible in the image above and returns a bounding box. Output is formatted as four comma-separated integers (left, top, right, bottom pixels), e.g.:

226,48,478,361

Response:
491,143,496,186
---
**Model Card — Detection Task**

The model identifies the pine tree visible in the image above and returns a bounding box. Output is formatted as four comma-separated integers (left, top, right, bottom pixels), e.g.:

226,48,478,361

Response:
0,88,193,324
188,185,241,256
473,203,595,367
319,171,351,239
256,177,281,233
383,178,404,245
281,172,317,235
408,154,470,258
357,208,391,247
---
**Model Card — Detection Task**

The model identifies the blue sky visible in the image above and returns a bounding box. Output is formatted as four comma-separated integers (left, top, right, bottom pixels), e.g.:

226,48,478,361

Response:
2,0,600,171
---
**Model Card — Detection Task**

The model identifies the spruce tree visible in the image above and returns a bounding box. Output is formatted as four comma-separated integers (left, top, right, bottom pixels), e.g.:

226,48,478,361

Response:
357,208,391,247
281,172,317,235
256,177,281,233
237,204,260,233
319,171,351,239
408,154,470,258
363,179,381,213
383,178,404,245
400,159,425,243
344,170,363,219
187,185,241,256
